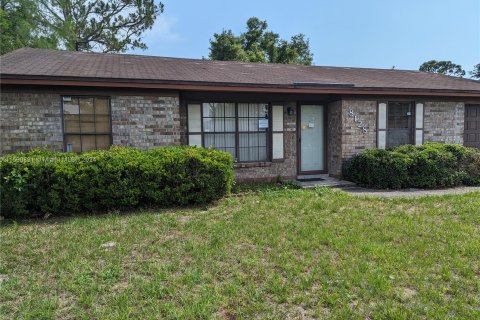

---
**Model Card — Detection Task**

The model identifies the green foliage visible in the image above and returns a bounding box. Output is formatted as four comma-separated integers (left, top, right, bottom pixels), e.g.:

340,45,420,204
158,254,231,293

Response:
470,63,480,79
0,0,163,54
0,146,234,218
36,0,163,53
0,0,57,54
344,143,480,189
209,17,313,65
419,60,465,77
344,149,412,189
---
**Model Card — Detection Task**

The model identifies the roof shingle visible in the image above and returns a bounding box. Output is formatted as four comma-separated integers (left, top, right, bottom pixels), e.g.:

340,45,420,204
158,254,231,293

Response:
1,48,480,92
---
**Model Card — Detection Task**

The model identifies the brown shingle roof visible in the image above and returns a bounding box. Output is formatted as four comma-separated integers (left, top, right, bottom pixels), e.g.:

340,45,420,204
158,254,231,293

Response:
1,48,480,93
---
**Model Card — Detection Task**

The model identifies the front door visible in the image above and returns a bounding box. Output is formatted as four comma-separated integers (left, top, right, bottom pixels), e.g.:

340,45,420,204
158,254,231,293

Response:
299,105,325,173
465,104,480,148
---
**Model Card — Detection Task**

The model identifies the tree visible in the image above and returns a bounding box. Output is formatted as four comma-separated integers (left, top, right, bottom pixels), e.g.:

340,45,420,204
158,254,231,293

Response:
0,0,56,55
0,0,163,54
36,0,163,53
470,64,480,79
209,17,313,65
419,60,466,77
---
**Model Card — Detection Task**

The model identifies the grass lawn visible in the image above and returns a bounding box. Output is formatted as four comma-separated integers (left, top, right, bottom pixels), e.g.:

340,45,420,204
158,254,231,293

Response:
1,186,480,319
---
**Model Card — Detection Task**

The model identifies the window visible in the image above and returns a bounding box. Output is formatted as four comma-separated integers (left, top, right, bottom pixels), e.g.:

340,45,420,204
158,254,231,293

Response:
238,103,268,161
188,102,271,162
378,101,414,148
203,103,237,158
62,96,111,152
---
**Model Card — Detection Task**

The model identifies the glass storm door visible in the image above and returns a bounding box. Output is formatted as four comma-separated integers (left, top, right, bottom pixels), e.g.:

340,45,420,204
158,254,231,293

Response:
300,105,325,172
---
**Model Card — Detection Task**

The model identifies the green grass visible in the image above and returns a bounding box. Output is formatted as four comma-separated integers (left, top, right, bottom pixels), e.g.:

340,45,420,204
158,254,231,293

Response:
1,187,480,319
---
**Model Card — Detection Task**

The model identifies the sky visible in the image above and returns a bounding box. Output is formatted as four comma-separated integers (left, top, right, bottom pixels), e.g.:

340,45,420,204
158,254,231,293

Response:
128,0,480,72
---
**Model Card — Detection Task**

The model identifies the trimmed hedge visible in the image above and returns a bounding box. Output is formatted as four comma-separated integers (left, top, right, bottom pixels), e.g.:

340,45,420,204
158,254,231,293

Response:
0,146,234,218
344,143,480,189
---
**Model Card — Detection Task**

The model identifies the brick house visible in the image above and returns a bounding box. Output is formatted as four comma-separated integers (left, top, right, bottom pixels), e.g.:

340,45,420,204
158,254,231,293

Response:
1,48,480,181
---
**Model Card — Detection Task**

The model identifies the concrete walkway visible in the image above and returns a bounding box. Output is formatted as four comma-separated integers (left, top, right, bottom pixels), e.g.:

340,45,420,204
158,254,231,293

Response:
294,174,355,188
340,186,480,198
292,175,480,198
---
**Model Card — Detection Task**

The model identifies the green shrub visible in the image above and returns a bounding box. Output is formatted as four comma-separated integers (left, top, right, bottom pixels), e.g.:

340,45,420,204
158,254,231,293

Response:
462,149,480,186
344,148,412,189
344,143,480,189
0,146,234,219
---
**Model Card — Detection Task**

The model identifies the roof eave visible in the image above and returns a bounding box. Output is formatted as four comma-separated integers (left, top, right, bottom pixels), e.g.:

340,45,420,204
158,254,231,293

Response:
2,75,480,97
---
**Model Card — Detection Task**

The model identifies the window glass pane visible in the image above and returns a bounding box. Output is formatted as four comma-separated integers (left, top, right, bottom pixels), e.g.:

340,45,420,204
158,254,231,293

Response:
259,148,267,161
64,114,80,133
378,130,386,149
63,97,111,152
214,118,225,132
203,118,214,132
96,135,111,150
215,134,226,148
80,114,95,133
79,98,94,114
81,135,96,151
249,104,258,117
203,103,216,117
200,102,269,162
63,99,79,114
225,118,236,131
65,135,81,152
272,105,284,131
378,103,387,130
238,103,249,117
95,98,109,114
258,132,267,146
415,103,424,129
216,103,225,117
272,133,284,159
388,102,410,128
261,104,268,117
189,134,202,147
239,133,267,162
238,118,248,131
225,103,235,117
249,118,257,131
204,134,215,148
204,133,236,158
95,115,110,133
188,104,201,132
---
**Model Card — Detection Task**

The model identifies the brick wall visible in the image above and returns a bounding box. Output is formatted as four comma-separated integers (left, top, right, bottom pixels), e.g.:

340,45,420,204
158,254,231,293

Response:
0,91,470,182
234,102,297,182
0,92,183,154
111,95,182,148
327,101,343,177
341,100,378,159
0,93,63,153
325,100,377,177
423,101,464,144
